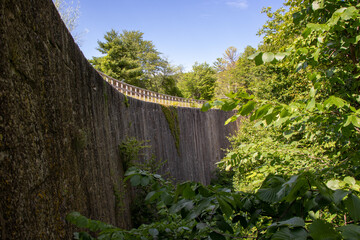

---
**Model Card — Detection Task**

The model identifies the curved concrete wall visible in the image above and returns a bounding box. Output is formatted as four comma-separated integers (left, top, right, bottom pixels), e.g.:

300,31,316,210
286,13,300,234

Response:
0,0,238,238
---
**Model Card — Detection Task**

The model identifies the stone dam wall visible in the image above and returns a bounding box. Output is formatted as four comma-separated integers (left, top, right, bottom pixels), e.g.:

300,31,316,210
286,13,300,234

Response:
0,0,239,238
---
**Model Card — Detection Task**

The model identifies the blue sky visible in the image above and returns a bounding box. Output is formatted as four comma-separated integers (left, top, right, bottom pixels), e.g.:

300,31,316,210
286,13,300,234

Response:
76,0,286,71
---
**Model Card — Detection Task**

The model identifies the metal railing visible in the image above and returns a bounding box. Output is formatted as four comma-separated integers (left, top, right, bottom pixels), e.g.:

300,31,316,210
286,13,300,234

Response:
98,71,206,108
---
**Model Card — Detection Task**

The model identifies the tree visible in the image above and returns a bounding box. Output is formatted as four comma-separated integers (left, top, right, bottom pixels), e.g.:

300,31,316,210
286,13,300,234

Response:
206,0,360,187
177,62,216,100
150,61,183,97
53,0,82,45
214,47,240,98
90,29,180,95
214,46,271,99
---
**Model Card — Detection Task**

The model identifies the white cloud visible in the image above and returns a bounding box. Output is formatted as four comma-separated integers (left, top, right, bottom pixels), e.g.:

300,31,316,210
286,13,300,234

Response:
226,0,248,9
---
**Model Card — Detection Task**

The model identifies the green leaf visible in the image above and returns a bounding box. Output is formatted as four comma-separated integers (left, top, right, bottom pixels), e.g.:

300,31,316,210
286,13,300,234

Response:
302,28,312,38
326,180,341,190
239,101,256,116
252,104,272,121
140,176,150,186
185,198,211,221
183,183,196,199
198,185,212,197
257,186,282,203
307,23,330,31
209,231,226,240
225,114,240,125
283,175,309,203
76,216,89,228
341,6,358,20
76,232,94,240
309,220,341,240
145,191,156,201
262,52,275,63
344,177,356,186
307,98,316,110
201,102,211,112
175,183,187,201
297,48,309,54
324,96,347,108
248,51,261,60
149,228,159,237
333,189,349,205
213,100,224,106
312,0,324,10
275,52,288,61
66,211,81,223
270,217,305,229
124,167,138,176
196,222,207,230
217,196,233,218
313,48,321,62
292,11,303,24
338,225,360,240
216,220,234,234
221,100,238,111
130,175,141,186
309,87,316,98
254,52,264,66
344,115,360,128
355,35,360,44
344,194,360,222
271,227,308,240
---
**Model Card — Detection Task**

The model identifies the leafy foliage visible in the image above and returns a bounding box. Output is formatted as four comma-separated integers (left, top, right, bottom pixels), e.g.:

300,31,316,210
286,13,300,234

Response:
67,168,360,239
90,30,182,96
177,62,217,100
53,0,83,45
204,0,360,184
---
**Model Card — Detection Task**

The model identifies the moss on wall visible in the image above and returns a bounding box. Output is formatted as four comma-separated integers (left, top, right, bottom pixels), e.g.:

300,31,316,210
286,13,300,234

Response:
124,95,129,108
161,105,180,155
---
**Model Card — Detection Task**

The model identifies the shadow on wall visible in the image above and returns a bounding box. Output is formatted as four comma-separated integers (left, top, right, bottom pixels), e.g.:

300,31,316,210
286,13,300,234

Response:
0,0,239,238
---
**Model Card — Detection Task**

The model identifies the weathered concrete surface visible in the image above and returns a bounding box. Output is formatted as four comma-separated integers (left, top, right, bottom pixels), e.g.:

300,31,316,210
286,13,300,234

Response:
0,0,238,238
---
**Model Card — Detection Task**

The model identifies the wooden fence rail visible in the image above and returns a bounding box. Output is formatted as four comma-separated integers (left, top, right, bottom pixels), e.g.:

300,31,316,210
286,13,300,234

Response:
98,71,206,108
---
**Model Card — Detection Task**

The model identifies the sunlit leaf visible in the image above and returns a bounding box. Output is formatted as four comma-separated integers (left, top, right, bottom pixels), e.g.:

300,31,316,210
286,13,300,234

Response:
201,102,211,112
344,176,356,186
239,101,256,116
307,23,330,31
262,52,275,63
341,6,358,20
306,98,316,110
312,0,324,10
275,52,288,61
252,104,272,120
324,96,347,108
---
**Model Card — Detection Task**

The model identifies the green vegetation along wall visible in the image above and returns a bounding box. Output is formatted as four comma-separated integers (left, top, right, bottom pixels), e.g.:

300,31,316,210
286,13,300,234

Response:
0,0,238,238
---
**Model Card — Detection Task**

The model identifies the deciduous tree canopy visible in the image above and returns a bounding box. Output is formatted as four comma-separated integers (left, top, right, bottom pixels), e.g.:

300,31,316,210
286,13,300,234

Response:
90,30,181,96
